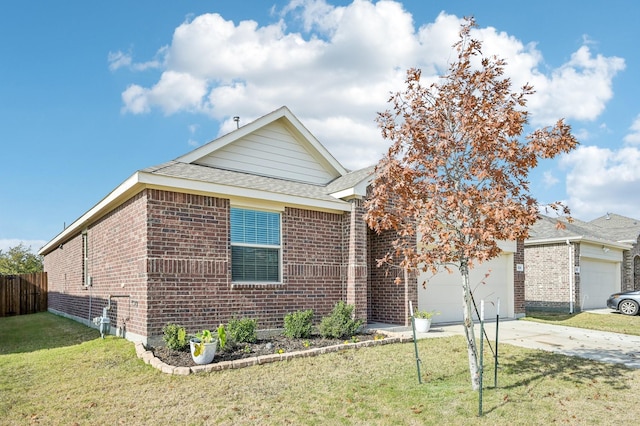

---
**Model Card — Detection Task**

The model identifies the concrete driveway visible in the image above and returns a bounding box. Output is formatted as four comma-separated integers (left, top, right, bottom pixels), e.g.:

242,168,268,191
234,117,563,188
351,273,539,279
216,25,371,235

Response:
371,314,640,369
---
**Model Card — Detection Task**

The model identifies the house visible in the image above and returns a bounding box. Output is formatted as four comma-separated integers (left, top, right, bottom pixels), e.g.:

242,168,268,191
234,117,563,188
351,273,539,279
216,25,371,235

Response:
39,106,524,345
524,213,640,313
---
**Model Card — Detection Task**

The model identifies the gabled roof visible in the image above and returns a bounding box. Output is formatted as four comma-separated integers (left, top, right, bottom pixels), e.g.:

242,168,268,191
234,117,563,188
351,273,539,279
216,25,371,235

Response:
39,106,375,256
525,215,632,250
587,213,640,243
177,106,348,185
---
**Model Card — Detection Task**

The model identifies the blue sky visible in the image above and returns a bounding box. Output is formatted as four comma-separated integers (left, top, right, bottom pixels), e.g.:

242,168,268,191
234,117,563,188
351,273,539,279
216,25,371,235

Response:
1,0,639,254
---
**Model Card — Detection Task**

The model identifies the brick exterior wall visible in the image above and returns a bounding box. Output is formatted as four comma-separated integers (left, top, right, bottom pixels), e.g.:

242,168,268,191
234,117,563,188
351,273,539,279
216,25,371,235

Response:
45,192,148,338
45,182,531,342
367,227,417,325
45,187,375,344
524,242,580,312
622,237,640,291
513,239,525,316
145,190,355,340
345,199,368,321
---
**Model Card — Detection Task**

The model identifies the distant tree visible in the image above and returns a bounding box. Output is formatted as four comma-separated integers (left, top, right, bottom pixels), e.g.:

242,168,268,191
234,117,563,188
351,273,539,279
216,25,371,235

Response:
0,243,44,274
365,18,578,390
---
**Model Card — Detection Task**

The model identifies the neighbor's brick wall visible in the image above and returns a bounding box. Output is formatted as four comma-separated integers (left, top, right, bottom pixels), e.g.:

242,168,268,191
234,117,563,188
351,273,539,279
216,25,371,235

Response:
45,192,148,338
622,237,640,291
524,242,579,311
513,239,525,316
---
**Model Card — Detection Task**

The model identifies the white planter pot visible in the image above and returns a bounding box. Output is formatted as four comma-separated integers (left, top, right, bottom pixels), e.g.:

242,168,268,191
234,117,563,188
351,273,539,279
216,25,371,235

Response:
190,339,218,364
414,318,432,333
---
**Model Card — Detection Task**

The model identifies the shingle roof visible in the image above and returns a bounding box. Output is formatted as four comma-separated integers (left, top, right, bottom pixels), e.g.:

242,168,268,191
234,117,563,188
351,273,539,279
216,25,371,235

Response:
527,215,617,245
587,213,640,242
326,165,375,193
142,160,374,203
527,213,639,248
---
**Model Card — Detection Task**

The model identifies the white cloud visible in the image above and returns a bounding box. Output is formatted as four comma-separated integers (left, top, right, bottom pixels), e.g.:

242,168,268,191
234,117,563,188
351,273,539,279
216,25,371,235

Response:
0,239,47,254
560,145,640,219
108,50,132,71
623,114,640,144
542,171,559,187
119,1,624,171
527,46,625,126
108,50,161,72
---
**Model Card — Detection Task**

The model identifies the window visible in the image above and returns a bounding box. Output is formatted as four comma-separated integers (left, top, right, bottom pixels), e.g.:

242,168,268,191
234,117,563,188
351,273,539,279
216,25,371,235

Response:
230,207,281,282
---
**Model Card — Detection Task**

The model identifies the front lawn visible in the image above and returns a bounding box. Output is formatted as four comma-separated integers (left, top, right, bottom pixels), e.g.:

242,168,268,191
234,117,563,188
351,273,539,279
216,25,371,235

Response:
523,310,640,336
1,312,639,425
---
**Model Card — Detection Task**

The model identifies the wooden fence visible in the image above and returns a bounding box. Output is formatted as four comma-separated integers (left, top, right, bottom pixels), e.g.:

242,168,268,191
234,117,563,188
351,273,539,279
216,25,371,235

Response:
0,272,47,317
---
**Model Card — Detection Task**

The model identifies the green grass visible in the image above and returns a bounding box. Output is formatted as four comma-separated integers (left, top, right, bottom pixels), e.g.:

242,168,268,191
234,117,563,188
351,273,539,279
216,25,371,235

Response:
523,311,640,336
1,312,639,425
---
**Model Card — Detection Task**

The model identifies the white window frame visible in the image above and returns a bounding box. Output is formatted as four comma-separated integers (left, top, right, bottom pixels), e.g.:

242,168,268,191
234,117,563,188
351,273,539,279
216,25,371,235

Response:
230,207,282,284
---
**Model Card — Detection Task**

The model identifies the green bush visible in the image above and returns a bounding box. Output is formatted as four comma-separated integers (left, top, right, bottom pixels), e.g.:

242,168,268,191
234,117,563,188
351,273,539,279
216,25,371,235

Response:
318,301,363,339
227,317,257,343
283,309,314,338
162,323,189,351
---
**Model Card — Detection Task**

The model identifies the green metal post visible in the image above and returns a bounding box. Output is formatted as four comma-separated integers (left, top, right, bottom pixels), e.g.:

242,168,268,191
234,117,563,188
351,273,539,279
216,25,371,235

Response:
478,301,484,417
494,312,499,388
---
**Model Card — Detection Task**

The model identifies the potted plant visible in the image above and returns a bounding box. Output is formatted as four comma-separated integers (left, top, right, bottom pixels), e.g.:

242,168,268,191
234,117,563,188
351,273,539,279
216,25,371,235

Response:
413,310,439,333
190,329,218,364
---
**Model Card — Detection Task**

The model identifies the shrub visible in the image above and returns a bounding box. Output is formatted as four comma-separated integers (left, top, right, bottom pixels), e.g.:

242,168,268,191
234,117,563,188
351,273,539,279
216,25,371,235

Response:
283,309,314,338
162,323,188,351
227,317,257,343
318,301,363,339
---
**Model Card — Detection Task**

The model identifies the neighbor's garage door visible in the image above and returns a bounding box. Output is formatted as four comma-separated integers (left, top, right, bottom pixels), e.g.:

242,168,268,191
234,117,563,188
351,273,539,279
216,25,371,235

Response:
580,259,618,310
418,254,513,324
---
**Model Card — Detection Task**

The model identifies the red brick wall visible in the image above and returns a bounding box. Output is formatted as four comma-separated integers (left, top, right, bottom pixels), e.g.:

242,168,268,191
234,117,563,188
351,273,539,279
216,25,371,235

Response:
45,192,148,337
367,227,417,324
144,190,351,339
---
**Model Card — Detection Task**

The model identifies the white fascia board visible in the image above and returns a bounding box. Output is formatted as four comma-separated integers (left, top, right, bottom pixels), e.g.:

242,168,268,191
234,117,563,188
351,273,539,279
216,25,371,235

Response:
139,172,352,213
39,173,143,255
329,176,372,200
525,236,631,250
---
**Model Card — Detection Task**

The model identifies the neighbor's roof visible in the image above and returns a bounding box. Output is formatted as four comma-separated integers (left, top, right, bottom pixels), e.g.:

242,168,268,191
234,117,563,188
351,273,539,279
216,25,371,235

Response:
587,213,640,243
525,215,632,250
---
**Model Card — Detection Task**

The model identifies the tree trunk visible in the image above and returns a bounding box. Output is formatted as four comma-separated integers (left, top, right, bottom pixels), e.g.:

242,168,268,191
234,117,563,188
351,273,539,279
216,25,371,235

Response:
460,260,480,390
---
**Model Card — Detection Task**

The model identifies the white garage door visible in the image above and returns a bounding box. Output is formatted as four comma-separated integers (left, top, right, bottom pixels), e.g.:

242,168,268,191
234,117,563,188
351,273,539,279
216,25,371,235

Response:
580,259,619,310
418,254,513,324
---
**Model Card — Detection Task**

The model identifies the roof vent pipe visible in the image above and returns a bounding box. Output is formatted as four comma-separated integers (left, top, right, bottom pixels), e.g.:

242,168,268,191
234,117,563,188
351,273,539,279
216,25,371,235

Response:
233,116,240,129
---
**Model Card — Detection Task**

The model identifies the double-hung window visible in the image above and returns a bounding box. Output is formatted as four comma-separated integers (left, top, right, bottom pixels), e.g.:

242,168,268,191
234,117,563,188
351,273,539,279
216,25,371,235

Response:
230,207,281,283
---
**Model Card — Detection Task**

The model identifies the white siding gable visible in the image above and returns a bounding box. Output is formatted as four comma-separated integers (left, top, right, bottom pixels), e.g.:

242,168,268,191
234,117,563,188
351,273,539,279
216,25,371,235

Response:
193,119,339,185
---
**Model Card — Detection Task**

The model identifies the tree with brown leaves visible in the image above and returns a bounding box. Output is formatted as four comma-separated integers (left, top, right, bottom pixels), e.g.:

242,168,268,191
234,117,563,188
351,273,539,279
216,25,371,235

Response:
365,18,578,391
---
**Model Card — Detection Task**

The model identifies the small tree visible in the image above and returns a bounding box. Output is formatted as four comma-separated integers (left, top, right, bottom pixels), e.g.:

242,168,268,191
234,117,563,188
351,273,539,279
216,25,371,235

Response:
0,243,43,274
365,18,577,390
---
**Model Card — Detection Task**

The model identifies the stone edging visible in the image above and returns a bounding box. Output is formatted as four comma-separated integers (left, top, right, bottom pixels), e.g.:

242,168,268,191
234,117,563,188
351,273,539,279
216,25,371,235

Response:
134,334,412,375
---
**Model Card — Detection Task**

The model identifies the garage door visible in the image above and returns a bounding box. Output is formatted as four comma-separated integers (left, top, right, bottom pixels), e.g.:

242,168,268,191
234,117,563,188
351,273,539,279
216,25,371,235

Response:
418,254,513,324
580,259,619,309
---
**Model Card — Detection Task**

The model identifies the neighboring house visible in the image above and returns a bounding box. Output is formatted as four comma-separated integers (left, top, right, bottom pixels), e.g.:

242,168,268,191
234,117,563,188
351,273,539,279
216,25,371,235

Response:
524,213,640,313
39,106,524,345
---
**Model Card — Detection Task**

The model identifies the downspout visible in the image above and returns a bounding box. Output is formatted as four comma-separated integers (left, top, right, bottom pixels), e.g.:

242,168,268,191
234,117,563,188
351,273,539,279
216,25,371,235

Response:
566,240,574,314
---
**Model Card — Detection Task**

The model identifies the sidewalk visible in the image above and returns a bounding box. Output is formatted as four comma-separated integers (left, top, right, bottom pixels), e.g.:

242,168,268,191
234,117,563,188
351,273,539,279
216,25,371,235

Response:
369,318,640,369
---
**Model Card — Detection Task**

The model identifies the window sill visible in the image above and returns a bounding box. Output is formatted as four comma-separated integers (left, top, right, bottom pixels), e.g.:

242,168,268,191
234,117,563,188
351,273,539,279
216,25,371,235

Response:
231,282,283,290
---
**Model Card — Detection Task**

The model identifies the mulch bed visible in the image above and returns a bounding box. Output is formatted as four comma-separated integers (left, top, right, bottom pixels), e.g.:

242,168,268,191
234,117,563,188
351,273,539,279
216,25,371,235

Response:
152,333,381,368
